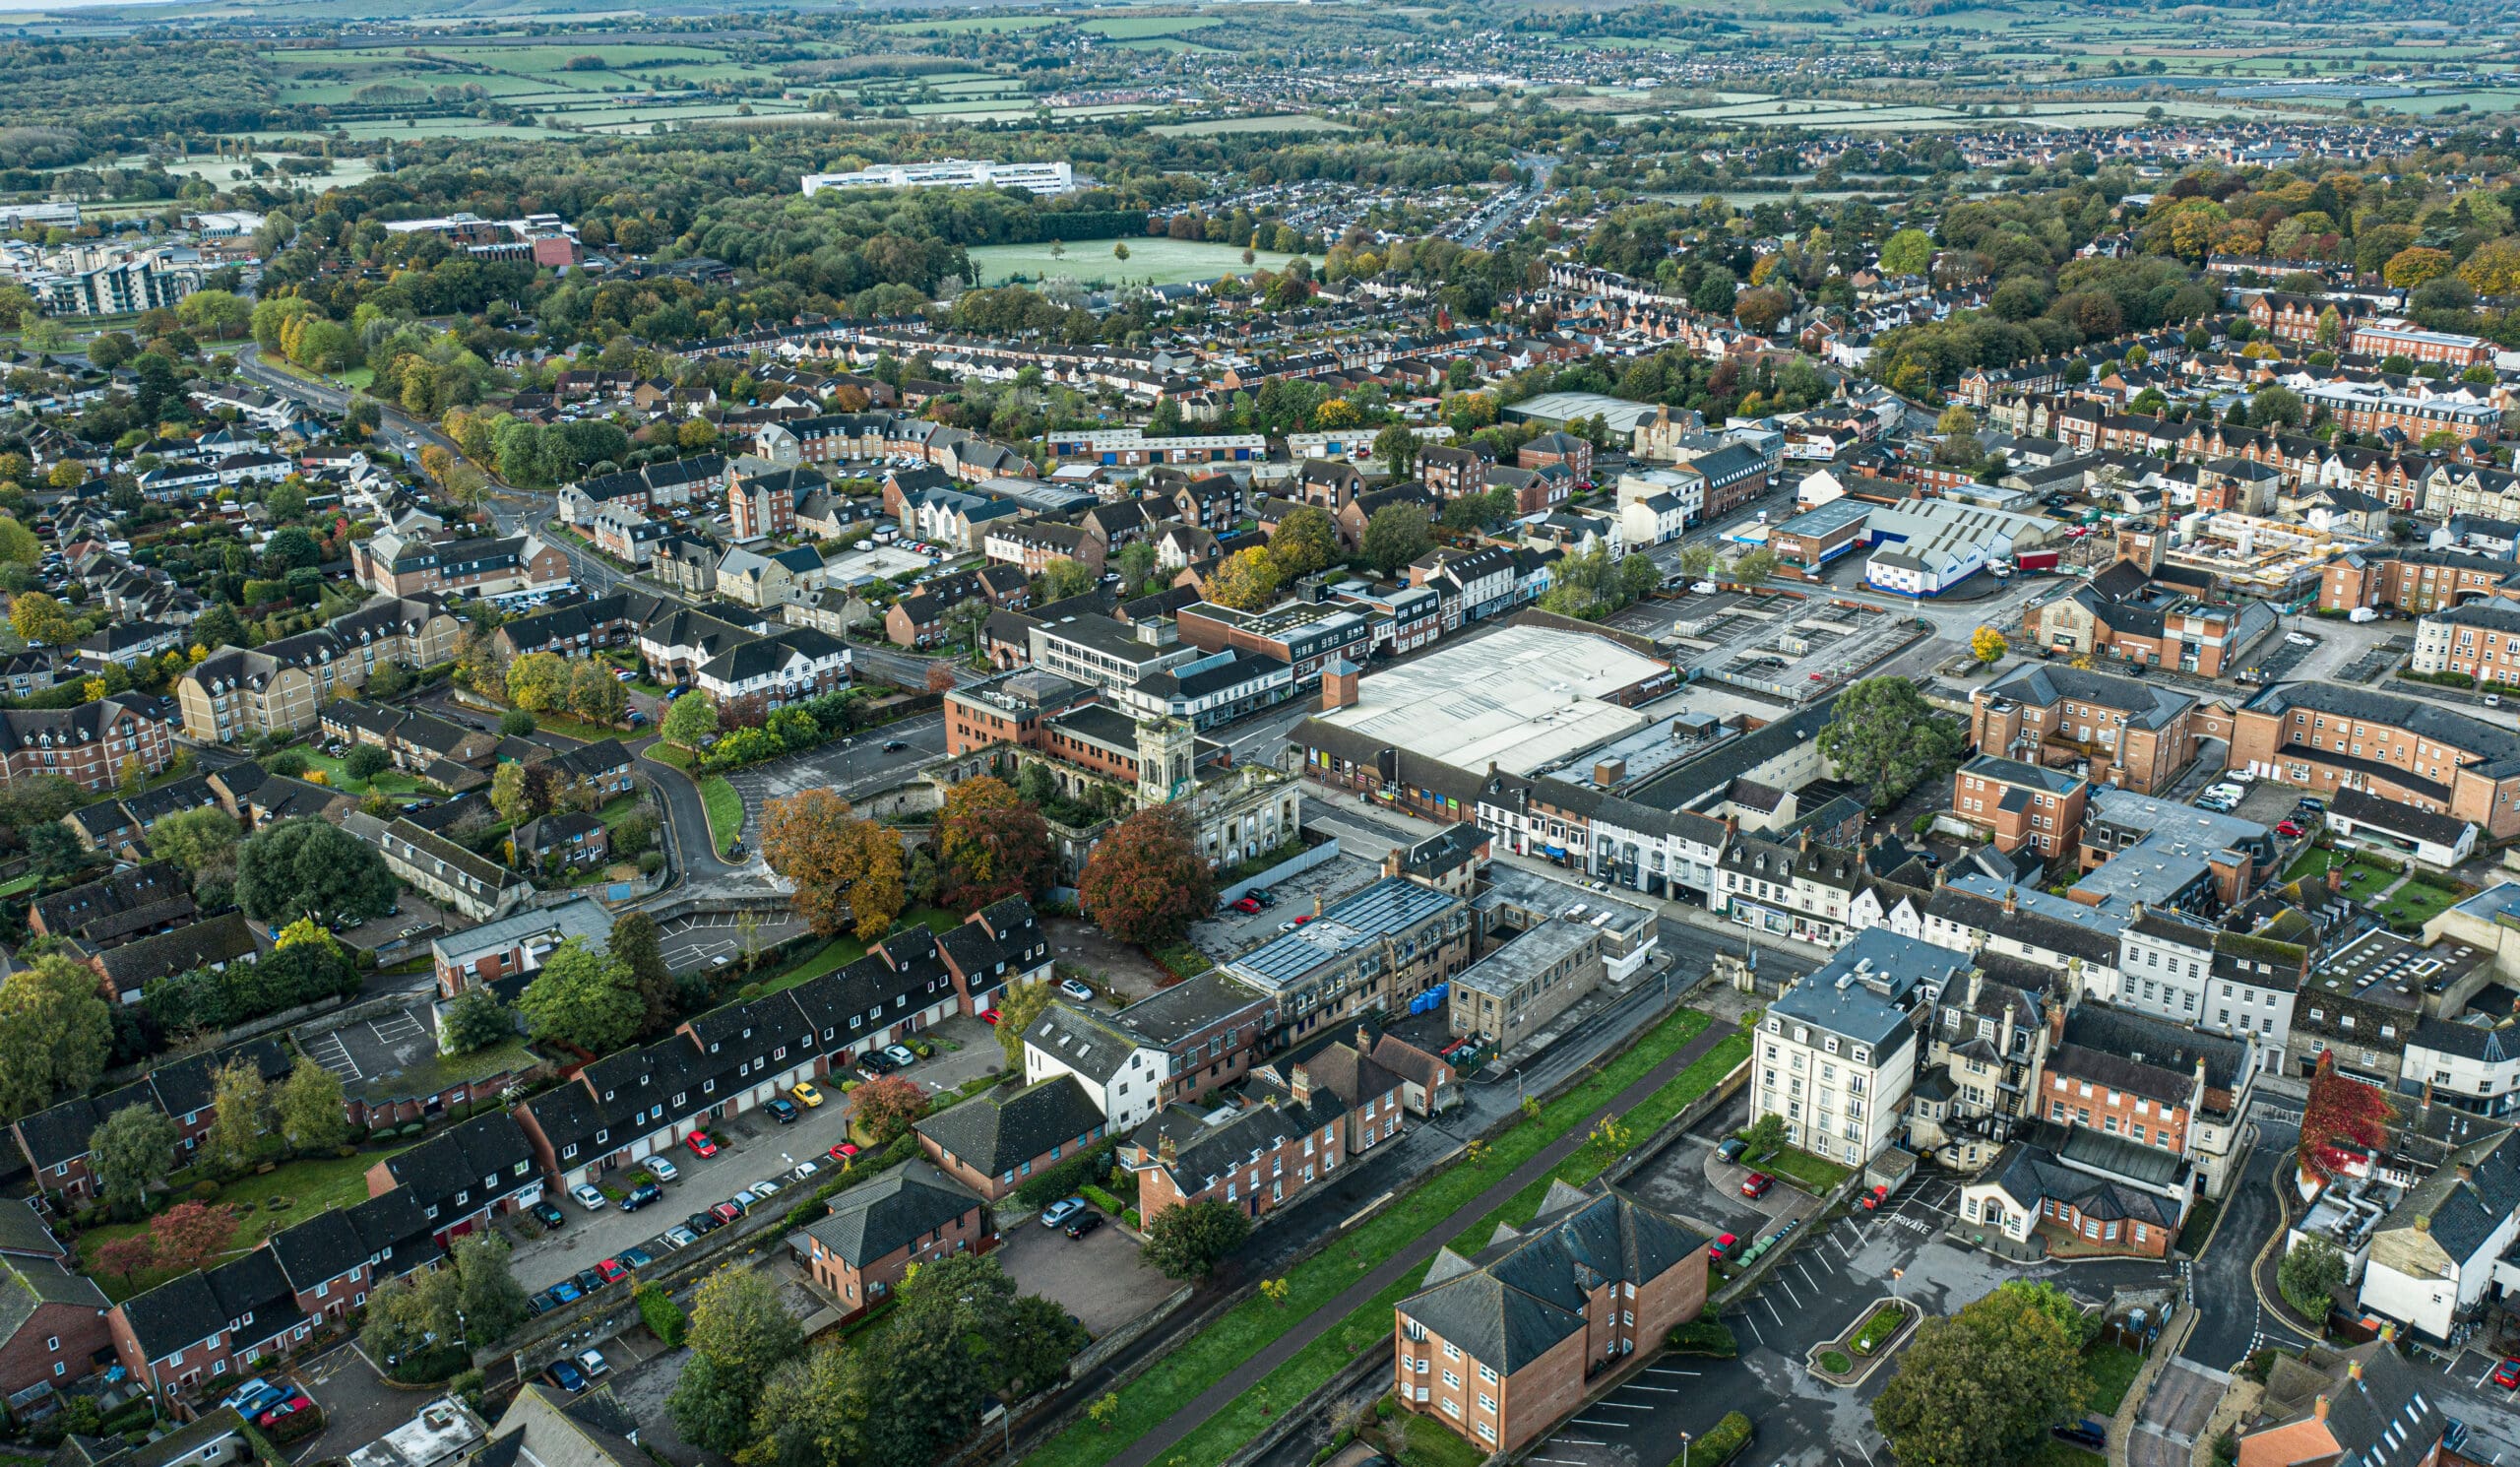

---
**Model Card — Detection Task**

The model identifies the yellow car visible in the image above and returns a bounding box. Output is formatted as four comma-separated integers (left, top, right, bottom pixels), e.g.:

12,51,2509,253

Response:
789,1082,825,1109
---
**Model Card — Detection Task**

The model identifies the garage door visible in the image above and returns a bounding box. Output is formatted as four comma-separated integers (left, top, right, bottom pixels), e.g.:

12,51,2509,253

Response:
750,1082,775,1107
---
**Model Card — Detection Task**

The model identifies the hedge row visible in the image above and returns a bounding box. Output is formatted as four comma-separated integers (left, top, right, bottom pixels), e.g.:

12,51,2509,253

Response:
1698,1411,1755,1467
1014,1140,1119,1210
779,1130,922,1231
1666,1319,1738,1358
636,1283,687,1347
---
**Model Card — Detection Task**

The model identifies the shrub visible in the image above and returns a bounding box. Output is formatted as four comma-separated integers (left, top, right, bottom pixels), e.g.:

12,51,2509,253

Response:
636,1283,687,1347
1667,1318,1738,1357
1080,1183,1123,1215
265,1407,327,1446
1817,1350,1853,1374
387,1344,469,1384
1698,1411,1755,1467
1015,1141,1121,1209
1852,1304,1909,1355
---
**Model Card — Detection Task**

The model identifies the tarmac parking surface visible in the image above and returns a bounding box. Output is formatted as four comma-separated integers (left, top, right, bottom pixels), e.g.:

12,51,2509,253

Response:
655,911,809,975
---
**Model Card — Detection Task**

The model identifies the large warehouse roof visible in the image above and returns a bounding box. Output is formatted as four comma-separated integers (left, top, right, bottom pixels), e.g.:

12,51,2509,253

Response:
1309,626,1670,778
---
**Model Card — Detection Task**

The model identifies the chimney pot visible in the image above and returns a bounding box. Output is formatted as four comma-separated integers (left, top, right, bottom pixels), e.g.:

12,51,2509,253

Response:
2349,1359,2364,1382
1158,1131,1177,1166
2314,1394,2331,1422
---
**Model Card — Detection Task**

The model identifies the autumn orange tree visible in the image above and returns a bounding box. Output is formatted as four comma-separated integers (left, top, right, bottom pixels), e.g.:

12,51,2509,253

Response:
2299,1051,2393,1183
932,775,1056,910
760,790,905,940
851,1073,929,1145
149,1201,231,1274
1077,807,1215,947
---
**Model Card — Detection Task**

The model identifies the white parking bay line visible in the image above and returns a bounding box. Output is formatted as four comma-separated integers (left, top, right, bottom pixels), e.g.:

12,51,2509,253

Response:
1573,1419,1628,1429
1556,1439,1609,1447
1533,1457,1592,1463
1622,1384,1681,1394
1646,1369,1699,1377
1594,1402,1655,1411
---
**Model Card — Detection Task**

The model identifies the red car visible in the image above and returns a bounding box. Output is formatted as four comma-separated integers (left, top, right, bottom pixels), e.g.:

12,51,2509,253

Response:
595,1257,627,1284
710,1201,743,1224
979,1008,1001,1026
2276,819,2305,837
1859,1184,1891,1211
2495,1359,2520,1390
1292,914,1314,926
1740,1172,1774,1200
1231,896,1263,915
827,1141,861,1162
1707,1233,1741,1262
685,1131,719,1158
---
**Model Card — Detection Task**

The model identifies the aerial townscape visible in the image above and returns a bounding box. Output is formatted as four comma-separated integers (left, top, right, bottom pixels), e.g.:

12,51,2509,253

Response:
17,5,2520,1467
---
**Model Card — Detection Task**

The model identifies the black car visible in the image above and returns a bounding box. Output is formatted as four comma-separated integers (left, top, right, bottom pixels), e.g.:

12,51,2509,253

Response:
530,1200,567,1229
1064,1211,1104,1241
574,1268,606,1294
859,1052,899,1076
882,739,908,752
688,1211,722,1236
621,1183,662,1212
765,1098,799,1125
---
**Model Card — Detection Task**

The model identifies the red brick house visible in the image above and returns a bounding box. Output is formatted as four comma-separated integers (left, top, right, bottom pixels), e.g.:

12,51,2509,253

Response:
791,1161,995,1322
1516,430,1594,485
914,1075,1108,1201
1950,755,2090,860
1121,1074,1347,1228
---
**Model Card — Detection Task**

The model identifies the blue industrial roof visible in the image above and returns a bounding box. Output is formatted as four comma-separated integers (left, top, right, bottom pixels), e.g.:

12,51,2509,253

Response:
1226,877,1462,992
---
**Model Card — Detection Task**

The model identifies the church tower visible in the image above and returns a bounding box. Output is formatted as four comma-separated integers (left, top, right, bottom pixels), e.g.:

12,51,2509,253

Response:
1136,717,1196,806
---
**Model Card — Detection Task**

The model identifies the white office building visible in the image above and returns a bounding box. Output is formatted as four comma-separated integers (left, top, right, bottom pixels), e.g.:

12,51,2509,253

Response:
801,160,1079,197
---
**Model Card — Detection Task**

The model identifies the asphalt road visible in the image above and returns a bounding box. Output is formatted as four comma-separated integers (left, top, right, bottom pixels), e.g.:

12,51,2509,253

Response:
2182,1112,2311,1371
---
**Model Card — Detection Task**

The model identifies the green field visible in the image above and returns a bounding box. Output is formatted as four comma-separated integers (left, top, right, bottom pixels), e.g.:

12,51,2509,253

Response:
1082,14,1221,36
968,236,1299,287
1152,114,1355,136
875,14,1060,32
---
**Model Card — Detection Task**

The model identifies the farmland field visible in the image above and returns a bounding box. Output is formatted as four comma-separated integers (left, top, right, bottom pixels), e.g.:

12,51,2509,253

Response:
1082,14,1221,36
1152,114,1355,136
967,236,1297,287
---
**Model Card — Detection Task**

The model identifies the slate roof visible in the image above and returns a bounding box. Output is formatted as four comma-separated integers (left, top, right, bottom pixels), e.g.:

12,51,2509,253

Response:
915,1075,1105,1178
1984,1138,2183,1229
32,861,194,944
798,1160,982,1266
1398,1185,1704,1371
2330,785,2475,849
2246,681,2520,778
2055,1004,2250,1103
2379,1125,2520,1265
94,912,264,993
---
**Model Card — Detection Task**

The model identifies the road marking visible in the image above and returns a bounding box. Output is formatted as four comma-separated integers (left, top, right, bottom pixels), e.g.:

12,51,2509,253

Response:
1555,1439,1610,1447
1573,1418,1628,1429
1775,1277,1804,1310
1592,1402,1655,1411
1647,1368,1699,1377
1796,1261,1821,1293
1763,1299,1785,1328
1533,1457,1592,1463
1622,1384,1681,1394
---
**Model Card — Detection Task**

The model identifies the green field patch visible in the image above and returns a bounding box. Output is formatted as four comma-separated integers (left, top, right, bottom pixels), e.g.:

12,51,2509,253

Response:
875,13,1061,31
1082,14,1221,36
968,237,1296,287
1153,114,1355,136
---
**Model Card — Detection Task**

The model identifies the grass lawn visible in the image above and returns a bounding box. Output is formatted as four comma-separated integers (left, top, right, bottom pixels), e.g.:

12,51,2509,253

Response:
1752,1145,1856,1194
2175,1195,2222,1256
2022,1442,2106,1467
2376,879,2463,929
1028,1010,1746,1467
2083,1342,2143,1416
591,793,651,830
700,776,744,855
0,871,38,900
79,1146,393,1303
525,711,634,744
1380,1412,1486,1467
645,742,698,773
761,908,968,991
290,746,432,797
2281,846,2335,883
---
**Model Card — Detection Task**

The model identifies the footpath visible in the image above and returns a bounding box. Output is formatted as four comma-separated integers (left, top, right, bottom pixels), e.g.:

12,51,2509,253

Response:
1101,1015,1741,1467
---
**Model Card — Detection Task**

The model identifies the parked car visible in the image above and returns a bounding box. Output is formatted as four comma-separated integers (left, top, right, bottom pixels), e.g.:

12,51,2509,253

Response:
543,1360,589,1393
828,1141,862,1162
1707,1233,1742,1262
2276,819,2306,838
663,1226,699,1248
1230,896,1263,915
574,1267,606,1294
765,1098,800,1124
619,1246,655,1270
686,1131,720,1157
687,1211,721,1236
711,1201,744,1224
220,1380,287,1417
571,1183,605,1210
979,1008,1001,1026
1740,1172,1775,1199
621,1183,662,1212
594,1258,627,1285
548,1280,582,1305
882,1043,918,1067
1041,1196,1090,1229
2492,1358,2520,1390
752,1177,783,1197
577,1349,609,1379
859,1051,898,1075
1057,978,1095,1002
882,739,908,752
647,1157,680,1183
530,1200,567,1229
1065,1211,1104,1240
1251,888,1278,907
1715,1137,1748,1163
2297,797,2327,813
790,1082,824,1108
2053,1422,2109,1452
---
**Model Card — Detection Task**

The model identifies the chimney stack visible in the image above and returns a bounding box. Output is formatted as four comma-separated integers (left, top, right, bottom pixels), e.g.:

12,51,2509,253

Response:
2349,1358,2364,1383
2314,1395,2331,1423
1357,1024,1372,1054
1158,1131,1177,1167
1292,1064,1313,1107
2003,887,2020,917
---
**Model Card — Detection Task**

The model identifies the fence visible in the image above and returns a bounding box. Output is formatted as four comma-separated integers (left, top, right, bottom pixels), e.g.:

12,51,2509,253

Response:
1214,836,1345,906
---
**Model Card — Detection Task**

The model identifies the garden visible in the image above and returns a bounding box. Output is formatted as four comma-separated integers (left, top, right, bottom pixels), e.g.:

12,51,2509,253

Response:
2282,846,2465,930
75,1145,390,1303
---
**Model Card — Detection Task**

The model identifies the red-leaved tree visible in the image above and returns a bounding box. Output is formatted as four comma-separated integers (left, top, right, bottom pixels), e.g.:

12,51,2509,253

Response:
95,1236,157,1287
1077,808,1215,948
2299,1051,2394,1183
148,1201,231,1273
851,1073,931,1146
932,776,1057,911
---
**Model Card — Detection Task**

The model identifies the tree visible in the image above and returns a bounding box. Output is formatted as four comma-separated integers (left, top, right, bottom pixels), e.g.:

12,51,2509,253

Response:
506,651,571,714
201,1059,269,1174
489,762,534,826
25,823,97,886
2459,237,2520,298
1112,541,1160,597
1143,1197,1252,1280
90,1102,180,1213
609,911,676,1035
1872,1283,2090,1467
440,989,515,1054
760,789,906,940
2250,386,2305,429
853,1254,1083,1463
276,1053,347,1153
1361,503,1435,576
1971,626,2007,666
0,517,38,567
1269,507,1340,579
9,591,75,647
1739,1113,1789,1161
571,661,629,726
662,689,720,749
673,1264,801,1443
234,817,398,925
1878,227,1934,278
1730,548,1779,585
499,708,537,737
1078,808,1215,947
1817,677,1966,810
344,744,392,783
1932,404,1983,466
667,1353,759,1454
748,1341,866,1467
1206,546,1283,611
2299,1051,2393,1183
450,1233,532,1344
517,936,644,1054
0,957,114,1118
95,1235,158,1287
995,978,1053,1069
2279,1238,2349,1318
932,776,1056,910
1039,556,1096,602
1372,423,1420,480
852,1073,929,1144
149,1201,232,1274
1995,1281,2098,1348
2384,246,2454,290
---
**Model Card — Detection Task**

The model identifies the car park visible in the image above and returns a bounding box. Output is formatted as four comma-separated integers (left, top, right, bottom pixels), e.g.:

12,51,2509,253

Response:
621,1184,662,1212
663,1226,699,1248
549,1280,583,1305
712,1201,744,1224
2297,797,2326,813
752,1177,783,1197
1715,1137,1748,1163
577,1349,609,1379
1740,1172,1774,1199
1041,1196,1089,1229
220,1380,288,1417
571,1183,606,1210
1229,896,1263,915
574,1268,606,1294
2493,1358,2520,1390
2276,819,2306,838
1057,978,1095,1002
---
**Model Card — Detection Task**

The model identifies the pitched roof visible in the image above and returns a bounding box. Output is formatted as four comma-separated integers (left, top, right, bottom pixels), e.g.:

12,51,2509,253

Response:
915,1075,1105,1178
798,1160,982,1266
1398,1185,1703,1371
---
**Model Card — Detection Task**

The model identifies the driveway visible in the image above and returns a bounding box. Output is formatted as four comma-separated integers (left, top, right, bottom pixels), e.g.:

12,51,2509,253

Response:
995,1216,1169,1339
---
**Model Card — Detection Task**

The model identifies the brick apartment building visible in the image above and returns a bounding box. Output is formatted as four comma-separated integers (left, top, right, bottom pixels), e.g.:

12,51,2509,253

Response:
2348,318,2495,368
0,696,176,794
2319,546,2516,616
914,1075,1108,1202
1394,1186,1708,1454
1516,431,1594,484
1120,1074,1349,1227
1970,663,2202,797
2411,600,2520,689
792,1161,995,1323
1950,755,2090,860
2228,681,2520,841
